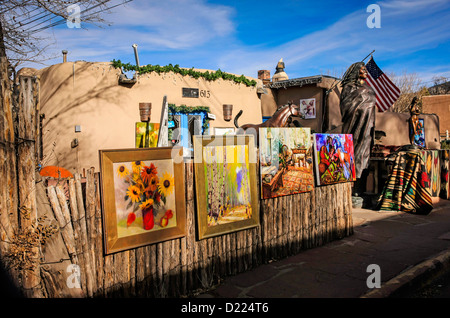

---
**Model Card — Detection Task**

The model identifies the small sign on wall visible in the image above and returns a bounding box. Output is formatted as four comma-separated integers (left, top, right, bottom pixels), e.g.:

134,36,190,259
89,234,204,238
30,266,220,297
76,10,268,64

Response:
300,98,316,119
182,87,199,98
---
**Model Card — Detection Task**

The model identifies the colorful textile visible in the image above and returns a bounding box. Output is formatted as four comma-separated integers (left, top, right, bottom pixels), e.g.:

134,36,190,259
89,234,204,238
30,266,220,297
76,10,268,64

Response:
419,150,440,197
377,151,433,214
439,150,450,199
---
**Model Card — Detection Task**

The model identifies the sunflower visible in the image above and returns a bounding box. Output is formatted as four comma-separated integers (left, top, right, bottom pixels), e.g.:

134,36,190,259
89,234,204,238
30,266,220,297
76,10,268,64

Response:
141,163,158,184
126,185,141,203
158,172,174,197
148,175,159,192
139,198,154,210
132,171,142,184
117,164,129,178
143,187,154,199
132,161,144,174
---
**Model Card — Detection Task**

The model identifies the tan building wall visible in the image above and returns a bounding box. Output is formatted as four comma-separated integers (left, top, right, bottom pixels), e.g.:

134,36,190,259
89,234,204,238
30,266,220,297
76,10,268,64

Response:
260,88,278,117
275,86,323,132
375,111,440,149
422,94,450,135
260,76,341,133
32,61,262,172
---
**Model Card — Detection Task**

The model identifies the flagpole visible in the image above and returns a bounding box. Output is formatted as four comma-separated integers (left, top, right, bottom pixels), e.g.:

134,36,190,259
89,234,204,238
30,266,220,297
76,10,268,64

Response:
361,50,375,62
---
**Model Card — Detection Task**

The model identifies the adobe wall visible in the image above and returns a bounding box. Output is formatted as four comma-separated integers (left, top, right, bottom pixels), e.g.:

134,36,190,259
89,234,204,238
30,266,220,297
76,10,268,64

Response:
275,86,324,133
261,77,341,133
375,111,441,149
422,94,450,135
33,61,262,172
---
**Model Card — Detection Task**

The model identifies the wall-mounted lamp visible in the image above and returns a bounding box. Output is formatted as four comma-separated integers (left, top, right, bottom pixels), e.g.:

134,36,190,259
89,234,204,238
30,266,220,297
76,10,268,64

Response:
139,103,152,122
223,104,233,121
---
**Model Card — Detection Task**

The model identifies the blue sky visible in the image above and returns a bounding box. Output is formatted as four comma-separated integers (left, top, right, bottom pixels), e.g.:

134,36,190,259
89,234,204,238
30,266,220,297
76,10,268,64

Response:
30,0,450,86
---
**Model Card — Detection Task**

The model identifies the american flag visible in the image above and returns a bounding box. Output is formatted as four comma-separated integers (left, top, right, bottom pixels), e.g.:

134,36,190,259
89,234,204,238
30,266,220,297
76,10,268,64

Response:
365,57,401,112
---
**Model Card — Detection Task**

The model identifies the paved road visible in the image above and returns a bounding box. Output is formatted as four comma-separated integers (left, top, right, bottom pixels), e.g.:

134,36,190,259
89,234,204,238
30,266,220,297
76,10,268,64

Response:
198,199,450,299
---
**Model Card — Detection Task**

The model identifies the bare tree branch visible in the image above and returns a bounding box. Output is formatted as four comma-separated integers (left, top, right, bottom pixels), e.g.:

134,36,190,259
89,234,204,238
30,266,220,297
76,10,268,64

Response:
0,0,126,67
388,71,430,113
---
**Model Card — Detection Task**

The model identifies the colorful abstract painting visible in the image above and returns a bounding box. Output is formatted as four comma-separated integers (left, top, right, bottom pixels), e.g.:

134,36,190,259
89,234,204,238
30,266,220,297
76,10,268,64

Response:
136,122,160,148
410,118,425,148
193,135,259,239
300,98,316,119
313,133,356,185
259,128,314,199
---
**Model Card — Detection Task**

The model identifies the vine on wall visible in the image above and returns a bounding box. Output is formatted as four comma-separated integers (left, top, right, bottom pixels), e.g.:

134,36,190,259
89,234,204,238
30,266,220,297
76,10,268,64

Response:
111,60,257,87
167,104,211,142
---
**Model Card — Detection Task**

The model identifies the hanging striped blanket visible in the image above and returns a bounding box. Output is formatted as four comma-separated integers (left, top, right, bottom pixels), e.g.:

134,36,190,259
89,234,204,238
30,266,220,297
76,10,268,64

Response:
377,151,433,214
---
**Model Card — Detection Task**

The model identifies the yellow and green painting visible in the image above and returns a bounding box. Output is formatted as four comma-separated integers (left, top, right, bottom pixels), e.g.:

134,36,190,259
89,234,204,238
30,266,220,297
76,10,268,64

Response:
135,122,160,148
202,144,252,227
113,159,176,238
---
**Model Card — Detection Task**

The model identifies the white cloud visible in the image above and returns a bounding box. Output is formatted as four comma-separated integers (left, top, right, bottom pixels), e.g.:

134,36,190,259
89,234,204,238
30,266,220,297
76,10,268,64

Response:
23,0,236,68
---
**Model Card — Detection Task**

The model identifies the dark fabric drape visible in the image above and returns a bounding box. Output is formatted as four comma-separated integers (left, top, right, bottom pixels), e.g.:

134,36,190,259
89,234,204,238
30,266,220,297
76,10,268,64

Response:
377,151,433,214
340,81,376,179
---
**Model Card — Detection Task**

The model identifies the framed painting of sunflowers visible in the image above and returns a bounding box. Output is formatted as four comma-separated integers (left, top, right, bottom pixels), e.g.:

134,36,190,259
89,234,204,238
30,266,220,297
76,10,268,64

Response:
99,147,186,254
193,135,259,240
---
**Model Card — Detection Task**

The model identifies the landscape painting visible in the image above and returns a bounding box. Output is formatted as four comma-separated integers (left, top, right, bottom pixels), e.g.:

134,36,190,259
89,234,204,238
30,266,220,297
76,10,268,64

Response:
259,127,314,199
193,135,259,239
313,133,356,185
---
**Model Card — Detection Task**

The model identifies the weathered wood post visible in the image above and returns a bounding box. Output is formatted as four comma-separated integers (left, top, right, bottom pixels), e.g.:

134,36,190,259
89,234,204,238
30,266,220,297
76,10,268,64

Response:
0,57,18,287
16,75,41,297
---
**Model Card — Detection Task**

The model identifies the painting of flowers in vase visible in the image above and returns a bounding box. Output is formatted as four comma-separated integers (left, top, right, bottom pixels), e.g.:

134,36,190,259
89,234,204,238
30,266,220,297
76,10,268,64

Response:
100,147,186,254
113,159,176,237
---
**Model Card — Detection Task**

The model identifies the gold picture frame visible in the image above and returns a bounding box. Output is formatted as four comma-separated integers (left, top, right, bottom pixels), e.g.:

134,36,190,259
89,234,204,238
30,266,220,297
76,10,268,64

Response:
193,135,259,240
99,147,186,254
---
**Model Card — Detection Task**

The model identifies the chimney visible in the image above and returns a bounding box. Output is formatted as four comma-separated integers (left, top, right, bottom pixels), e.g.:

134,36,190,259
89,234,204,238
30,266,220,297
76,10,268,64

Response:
258,70,271,84
62,50,68,63
132,44,140,67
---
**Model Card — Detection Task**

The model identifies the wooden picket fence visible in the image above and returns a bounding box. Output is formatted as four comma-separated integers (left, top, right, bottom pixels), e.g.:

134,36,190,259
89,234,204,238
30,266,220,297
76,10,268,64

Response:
37,165,352,298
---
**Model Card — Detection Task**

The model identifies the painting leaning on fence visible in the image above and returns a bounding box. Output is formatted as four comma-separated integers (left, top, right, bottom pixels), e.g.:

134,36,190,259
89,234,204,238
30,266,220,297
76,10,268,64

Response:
193,135,259,240
259,127,314,199
313,133,356,186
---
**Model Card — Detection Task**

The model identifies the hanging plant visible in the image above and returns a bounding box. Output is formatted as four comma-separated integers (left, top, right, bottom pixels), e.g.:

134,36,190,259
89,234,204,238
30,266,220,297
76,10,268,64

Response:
111,59,257,87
